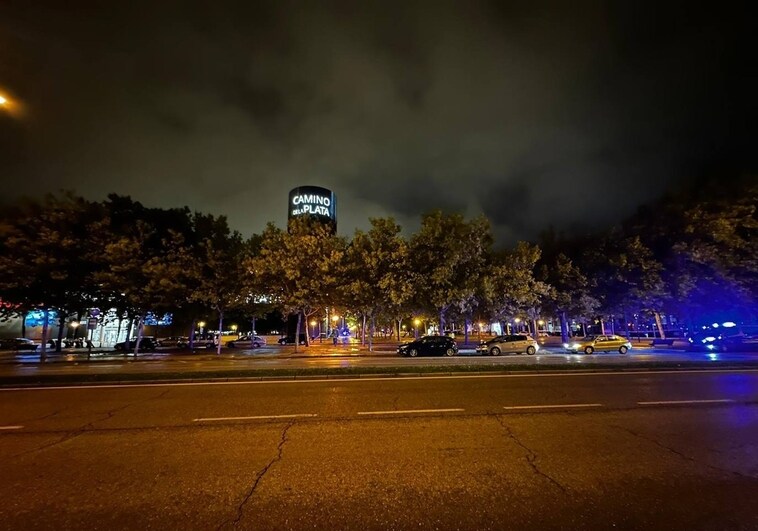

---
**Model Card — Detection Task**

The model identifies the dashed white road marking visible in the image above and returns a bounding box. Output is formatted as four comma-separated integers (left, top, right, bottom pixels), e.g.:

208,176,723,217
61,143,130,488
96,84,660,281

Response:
357,408,465,416
637,399,735,406
0,425,23,430
503,403,603,410
194,413,317,422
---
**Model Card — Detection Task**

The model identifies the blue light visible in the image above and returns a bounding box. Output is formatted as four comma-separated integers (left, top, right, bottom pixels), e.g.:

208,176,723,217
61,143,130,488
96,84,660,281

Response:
712,323,719,328
722,322,736,328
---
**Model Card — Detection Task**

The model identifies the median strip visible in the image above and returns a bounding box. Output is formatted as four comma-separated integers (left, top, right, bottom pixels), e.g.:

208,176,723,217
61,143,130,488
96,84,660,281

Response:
503,403,603,410
637,399,735,406
357,408,465,416
193,414,317,422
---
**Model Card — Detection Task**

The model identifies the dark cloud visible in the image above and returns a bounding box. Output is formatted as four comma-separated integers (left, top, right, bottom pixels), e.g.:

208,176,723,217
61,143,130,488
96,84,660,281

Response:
0,0,755,243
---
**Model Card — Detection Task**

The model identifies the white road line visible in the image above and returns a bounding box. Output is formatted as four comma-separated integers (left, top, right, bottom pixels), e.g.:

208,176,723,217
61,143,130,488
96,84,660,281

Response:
2,368,758,391
637,399,736,406
357,408,465,416
193,413,317,422
0,425,23,430
503,403,603,410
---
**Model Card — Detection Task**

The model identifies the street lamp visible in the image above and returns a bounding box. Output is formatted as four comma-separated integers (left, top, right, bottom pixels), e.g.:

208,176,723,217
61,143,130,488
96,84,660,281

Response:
198,321,206,338
414,318,421,339
514,317,521,333
70,321,80,339
230,324,238,335
0,96,6,106
310,320,316,339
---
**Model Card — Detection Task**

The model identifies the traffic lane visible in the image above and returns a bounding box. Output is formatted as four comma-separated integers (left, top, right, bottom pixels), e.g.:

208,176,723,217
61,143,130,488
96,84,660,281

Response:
3,370,758,433
1,408,758,529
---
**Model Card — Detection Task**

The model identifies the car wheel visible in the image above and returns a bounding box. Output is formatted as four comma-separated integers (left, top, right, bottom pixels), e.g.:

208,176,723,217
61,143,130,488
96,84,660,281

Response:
584,346,594,355
526,346,536,355
619,345,628,354
409,348,419,357
253,342,261,348
445,348,455,356
490,347,501,356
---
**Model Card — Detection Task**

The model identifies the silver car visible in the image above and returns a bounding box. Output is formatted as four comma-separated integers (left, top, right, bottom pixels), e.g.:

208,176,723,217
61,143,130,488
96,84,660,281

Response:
476,334,539,356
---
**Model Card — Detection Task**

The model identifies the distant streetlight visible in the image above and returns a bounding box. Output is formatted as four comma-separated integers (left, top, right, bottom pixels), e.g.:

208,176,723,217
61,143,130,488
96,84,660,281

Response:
230,324,238,334
70,321,80,339
310,320,317,338
0,96,7,106
414,318,421,339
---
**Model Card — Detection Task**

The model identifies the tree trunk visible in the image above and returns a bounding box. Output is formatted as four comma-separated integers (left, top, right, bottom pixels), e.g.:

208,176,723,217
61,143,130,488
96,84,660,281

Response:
216,310,224,355
56,314,65,352
21,316,26,339
188,318,196,349
115,316,123,347
622,309,630,339
40,309,49,362
654,311,666,339
251,317,256,347
361,314,366,346
133,314,144,356
599,318,606,335
124,317,133,356
295,312,302,353
397,319,402,341
439,309,445,335
559,311,569,344
464,318,469,345
369,316,375,352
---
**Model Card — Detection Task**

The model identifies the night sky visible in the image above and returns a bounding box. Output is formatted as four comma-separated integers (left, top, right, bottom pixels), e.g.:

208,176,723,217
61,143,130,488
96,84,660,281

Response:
1,1,755,243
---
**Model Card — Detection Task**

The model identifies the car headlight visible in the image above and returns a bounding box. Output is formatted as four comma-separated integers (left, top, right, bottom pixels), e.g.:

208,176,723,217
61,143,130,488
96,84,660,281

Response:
570,343,581,349
563,343,569,349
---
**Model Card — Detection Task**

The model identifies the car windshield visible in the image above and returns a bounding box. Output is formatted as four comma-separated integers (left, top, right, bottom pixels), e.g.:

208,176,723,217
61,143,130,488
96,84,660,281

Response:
583,335,596,341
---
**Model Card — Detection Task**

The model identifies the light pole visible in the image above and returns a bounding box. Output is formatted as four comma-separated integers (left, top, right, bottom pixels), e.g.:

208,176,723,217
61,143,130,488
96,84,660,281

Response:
231,324,238,336
69,321,80,343
198,321,206,339
414,318,421,339
310,320,316,339
514,317,521,333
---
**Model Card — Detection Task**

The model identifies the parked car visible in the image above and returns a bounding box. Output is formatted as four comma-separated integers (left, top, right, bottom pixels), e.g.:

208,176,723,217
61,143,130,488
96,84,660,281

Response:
114,337,158,352
398,335,458,357
564,335,632,354
0,338,40,351
689,333,758,352
227,335,267,348
157,336,188,347
477,334,539,356
176,337,217,349
278,334,307,345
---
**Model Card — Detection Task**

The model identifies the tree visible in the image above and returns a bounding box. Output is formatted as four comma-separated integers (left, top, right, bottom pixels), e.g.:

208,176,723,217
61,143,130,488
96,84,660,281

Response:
409,211,492,334
0,193,104,360
94,196,196,355
342,218,409,351
189,213,248,354
484,242,547,336
247,218,346,352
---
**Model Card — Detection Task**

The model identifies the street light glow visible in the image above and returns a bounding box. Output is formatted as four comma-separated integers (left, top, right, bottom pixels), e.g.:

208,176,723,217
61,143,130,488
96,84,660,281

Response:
0,96,7,105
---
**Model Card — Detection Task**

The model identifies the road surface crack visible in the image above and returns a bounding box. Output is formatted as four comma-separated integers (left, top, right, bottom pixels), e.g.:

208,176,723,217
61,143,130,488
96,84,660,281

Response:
11,389,170,459
220,420,295,530
494,415,567,493
612,425,757,480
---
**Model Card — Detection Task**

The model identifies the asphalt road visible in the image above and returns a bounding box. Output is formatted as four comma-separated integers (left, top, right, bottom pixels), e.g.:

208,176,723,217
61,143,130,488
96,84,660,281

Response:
2,370,758,529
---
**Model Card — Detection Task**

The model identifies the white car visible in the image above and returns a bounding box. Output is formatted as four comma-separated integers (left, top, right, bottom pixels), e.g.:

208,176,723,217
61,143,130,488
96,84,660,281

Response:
227,335,267,348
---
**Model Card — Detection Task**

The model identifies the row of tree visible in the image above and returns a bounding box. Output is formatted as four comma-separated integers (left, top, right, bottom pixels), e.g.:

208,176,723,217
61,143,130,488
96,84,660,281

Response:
0,176,755,358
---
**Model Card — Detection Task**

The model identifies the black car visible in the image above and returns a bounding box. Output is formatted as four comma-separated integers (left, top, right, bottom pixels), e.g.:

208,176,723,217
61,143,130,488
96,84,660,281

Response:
114,337,158,351
278,334,307,345
398,335,458,357
0,338,40,351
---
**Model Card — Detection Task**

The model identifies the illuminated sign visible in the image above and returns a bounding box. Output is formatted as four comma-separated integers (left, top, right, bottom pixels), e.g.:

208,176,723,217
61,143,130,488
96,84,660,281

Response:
287,186,337,233
291,193,332,217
